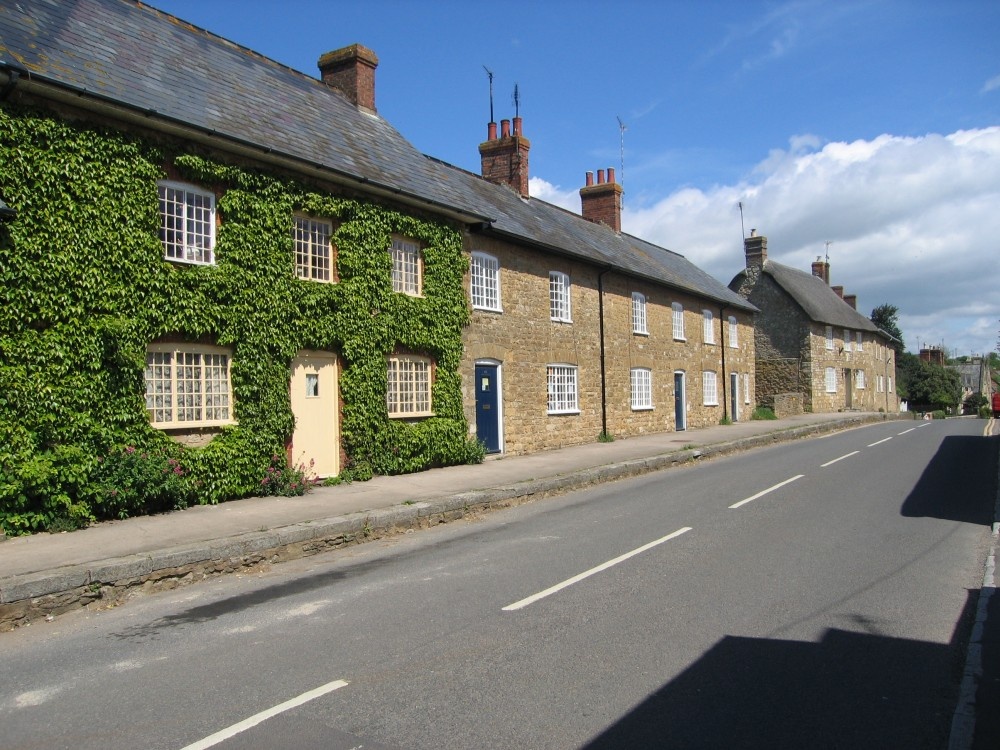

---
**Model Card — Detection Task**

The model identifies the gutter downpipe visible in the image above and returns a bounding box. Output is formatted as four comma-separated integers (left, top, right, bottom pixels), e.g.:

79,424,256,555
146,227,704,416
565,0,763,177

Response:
720,305,728,422
598,267,612,438
1,68,22,102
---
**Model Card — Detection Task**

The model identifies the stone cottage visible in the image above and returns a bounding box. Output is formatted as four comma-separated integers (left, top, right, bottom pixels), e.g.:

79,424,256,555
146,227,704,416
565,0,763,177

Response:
730,231,899,414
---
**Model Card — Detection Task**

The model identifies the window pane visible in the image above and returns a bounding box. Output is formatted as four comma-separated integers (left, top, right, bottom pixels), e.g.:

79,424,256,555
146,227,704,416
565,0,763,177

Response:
158,183,214,265
387,356,432,416
550,272,570,321
631,368,652,409
547,365,578,412
295,217,332,282
471,253,500,310
391,238,420,294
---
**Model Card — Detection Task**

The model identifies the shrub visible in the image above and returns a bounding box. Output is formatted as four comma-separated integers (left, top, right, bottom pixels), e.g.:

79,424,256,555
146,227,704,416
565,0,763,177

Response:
751,406,777,420
91,445,198,519
259,454,316,497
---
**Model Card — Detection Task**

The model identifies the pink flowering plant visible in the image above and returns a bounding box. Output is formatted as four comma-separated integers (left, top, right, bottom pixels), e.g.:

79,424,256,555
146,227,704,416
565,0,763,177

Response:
92,444,198,519
259,454,316,497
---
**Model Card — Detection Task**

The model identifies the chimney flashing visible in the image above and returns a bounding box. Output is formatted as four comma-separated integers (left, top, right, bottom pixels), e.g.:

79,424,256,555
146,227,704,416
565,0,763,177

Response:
479,118,531,197
744,231,767,268
580,168,623,232
318,44,379,111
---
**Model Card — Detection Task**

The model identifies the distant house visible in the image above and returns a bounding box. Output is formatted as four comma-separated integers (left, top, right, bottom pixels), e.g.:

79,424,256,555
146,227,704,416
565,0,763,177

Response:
730,231,899,414
0,0,755,529
948,358,990,410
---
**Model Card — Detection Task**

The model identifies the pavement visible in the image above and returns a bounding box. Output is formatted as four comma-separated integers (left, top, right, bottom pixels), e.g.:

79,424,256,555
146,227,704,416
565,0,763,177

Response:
0,409,997,748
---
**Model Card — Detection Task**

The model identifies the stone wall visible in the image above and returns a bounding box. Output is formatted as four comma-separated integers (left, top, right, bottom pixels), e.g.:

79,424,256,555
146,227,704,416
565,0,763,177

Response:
461,232,757,454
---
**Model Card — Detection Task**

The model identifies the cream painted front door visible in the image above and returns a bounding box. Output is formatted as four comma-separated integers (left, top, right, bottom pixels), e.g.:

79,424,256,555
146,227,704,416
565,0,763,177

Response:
290,351,339,478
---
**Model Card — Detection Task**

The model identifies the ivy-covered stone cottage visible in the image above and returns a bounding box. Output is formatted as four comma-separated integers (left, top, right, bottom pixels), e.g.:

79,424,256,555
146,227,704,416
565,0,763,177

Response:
0,0,755,532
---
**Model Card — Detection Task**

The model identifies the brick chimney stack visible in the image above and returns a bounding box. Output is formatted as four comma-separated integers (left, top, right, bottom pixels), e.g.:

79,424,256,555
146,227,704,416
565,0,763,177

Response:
479,117,531,197
318,44,378,111
843,293,857,310
811,256,830,284
832,285,845,299
744,229,767,268
579,167,623,232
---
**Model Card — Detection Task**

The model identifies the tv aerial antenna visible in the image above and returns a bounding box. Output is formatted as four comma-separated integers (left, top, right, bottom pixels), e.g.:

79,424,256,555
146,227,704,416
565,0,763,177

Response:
482,65,494,123
513,83,520,119
617,115,627,206
824,240,833,264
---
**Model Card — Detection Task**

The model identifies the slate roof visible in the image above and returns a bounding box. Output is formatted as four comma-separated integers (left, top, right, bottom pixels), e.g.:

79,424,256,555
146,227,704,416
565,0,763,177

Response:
733,260,882,334
0,0,754,312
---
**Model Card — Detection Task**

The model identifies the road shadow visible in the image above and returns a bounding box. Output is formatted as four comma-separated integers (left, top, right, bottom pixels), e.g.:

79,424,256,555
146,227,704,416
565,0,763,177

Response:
901,434,998,525
581,591,976,750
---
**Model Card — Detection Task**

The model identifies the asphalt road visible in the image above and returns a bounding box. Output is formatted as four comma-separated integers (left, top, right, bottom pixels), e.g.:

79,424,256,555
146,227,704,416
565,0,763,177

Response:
1,418,995,750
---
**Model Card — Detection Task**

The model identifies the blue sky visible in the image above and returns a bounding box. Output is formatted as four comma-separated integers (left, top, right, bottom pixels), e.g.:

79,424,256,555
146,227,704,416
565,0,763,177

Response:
151,0,1000,359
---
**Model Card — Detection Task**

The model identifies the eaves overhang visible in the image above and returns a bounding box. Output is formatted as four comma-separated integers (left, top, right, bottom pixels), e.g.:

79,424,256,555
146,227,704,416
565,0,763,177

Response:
476,223,757,314
0,66,494,227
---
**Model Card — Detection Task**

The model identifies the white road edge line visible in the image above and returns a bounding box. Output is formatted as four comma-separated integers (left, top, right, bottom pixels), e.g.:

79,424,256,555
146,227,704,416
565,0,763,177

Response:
502,527,693,612
729,475,805,509
898,428,916,435
868,437,893,447
179,679,349,750
821,451,860,468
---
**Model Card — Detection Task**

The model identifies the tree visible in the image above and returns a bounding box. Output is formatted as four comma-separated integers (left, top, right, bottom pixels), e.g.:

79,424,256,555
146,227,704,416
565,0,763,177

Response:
897,352,962,412
871,303,905,356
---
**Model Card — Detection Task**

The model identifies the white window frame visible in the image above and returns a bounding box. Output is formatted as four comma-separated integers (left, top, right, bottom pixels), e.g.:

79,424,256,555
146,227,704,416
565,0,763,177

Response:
877,374,884,393
632,292,648,335
844,329,852,353
825,326,834,351
470,251,502,311
672,303,685,341
391,236,422,296
729,316,738,348
743,372,751,404
387,354,433,417
158,181,215,265
145,343,233,428
825,366,837,393
702,371,718,406
855,331,863,352
703,310,715,345
549,271,572,322
889,376,893,393
547,364,579,414
857,370,866,390
630,368,653,410
293,215,333,282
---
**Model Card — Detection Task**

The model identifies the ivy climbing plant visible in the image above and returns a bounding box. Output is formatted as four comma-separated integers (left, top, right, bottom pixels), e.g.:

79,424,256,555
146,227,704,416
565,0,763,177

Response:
0,102,482,535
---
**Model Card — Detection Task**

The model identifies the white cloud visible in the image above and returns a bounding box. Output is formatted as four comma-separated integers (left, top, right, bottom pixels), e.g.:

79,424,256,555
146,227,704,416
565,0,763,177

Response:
982,74,1000,93
528,176,577,212
612,127,1000,358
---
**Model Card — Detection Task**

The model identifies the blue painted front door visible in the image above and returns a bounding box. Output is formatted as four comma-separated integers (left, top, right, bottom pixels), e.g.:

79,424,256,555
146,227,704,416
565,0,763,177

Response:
475,364,500,453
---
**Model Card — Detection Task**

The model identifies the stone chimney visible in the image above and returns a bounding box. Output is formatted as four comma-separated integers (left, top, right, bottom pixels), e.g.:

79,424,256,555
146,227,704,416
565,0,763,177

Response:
579,168,623,232
811,256,830,284
318,44,378,111
744,229,767,268
479,117,531,197
843,293,857,310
